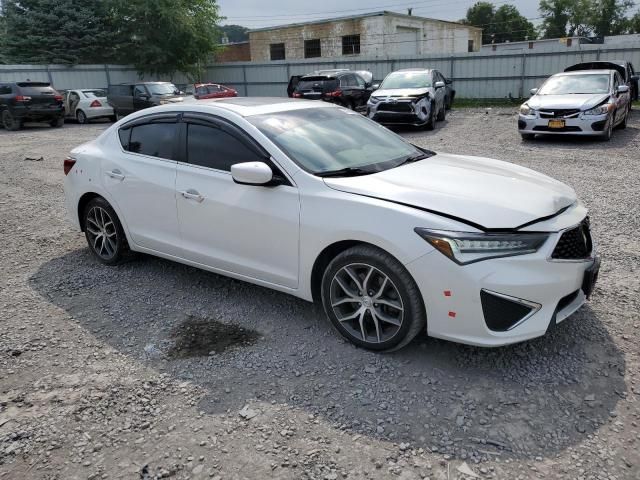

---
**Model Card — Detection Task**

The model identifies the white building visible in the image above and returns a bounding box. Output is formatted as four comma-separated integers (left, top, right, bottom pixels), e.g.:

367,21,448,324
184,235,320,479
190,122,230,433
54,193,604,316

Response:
249,11,482,62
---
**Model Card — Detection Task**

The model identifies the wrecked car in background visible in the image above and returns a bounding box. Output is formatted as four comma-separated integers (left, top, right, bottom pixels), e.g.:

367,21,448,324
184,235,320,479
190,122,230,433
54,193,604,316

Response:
367,68,448,130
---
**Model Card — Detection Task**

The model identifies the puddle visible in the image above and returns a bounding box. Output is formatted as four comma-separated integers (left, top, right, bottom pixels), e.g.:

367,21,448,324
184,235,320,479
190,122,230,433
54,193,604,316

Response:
167,315,260,359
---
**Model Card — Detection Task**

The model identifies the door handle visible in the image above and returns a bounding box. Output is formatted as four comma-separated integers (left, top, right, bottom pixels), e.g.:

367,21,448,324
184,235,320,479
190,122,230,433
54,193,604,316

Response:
180,189,204,203
106,169,125,180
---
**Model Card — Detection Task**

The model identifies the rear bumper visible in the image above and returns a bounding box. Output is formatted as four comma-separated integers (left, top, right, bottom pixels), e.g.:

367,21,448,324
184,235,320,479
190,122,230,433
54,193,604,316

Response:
84,106,114,119
518,112,610,136
12,106,64,121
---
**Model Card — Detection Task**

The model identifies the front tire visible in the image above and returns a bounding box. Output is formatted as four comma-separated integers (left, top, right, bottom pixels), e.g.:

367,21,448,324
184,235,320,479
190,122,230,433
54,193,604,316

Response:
83,197,129,265
424,101,436,131
321,245,426,352
436,103,446,121
602,116,613,141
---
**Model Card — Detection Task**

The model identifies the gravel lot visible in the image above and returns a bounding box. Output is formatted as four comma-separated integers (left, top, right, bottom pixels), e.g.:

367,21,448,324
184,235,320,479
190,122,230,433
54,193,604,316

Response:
1,108,639,480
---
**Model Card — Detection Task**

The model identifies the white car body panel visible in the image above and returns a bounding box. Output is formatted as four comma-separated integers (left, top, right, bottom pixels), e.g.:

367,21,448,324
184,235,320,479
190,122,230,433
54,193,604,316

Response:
64,98,597,348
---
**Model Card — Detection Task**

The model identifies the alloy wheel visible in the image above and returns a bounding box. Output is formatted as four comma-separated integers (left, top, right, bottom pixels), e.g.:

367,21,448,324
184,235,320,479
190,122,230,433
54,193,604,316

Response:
85,206,118,260
77,110,87,124
329,263,404,344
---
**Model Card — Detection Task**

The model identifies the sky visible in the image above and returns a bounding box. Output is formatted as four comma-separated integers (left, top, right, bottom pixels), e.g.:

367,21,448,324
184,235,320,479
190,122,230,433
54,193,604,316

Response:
217,0,542,29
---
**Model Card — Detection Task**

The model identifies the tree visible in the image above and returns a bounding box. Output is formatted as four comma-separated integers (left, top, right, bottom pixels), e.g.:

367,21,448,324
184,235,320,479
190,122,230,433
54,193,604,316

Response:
218,24,249,43
112,0,222,79
463,2,536,44
630,12,640,34
1,0,118,64
589,0,634,36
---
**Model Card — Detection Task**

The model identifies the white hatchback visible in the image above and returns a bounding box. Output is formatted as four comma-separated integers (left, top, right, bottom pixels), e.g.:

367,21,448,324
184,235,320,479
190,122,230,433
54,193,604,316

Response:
64,98,599,351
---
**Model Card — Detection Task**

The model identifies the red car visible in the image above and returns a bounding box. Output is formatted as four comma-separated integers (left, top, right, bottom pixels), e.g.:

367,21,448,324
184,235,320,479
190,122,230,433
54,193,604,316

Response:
185,83,238,100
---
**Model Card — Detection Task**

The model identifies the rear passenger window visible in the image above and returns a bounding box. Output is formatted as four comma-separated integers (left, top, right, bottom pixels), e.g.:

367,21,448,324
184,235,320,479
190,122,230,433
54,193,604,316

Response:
0,85,11,95
126,123,177,159
187,123,262,171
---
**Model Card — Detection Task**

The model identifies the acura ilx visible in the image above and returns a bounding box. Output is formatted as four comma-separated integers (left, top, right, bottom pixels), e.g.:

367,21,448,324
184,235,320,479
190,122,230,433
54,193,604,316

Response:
64,98,599,351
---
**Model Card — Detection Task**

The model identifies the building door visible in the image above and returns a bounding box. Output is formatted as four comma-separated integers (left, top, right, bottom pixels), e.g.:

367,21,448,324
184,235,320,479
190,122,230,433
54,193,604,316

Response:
395,27,419,56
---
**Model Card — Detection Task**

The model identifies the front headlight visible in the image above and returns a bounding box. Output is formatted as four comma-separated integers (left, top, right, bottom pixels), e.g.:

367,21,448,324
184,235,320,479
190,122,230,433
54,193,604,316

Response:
582,104,613,116
368,96,381,104
519,104,535,116
414,229,549,265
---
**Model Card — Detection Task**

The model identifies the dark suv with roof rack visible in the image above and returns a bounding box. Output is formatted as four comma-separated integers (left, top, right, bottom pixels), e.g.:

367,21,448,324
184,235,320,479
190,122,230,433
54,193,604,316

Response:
291,70,374,111
0,82,64,131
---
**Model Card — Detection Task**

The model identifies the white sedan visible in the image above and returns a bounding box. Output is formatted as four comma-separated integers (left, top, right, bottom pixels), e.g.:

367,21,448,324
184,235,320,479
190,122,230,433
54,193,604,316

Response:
63,89,115,124
63,98,599,351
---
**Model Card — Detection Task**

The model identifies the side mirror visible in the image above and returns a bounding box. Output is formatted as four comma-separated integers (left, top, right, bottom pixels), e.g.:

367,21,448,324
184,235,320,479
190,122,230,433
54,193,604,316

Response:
434,81,445,89
372,84,380,90
231,162,273,186
530,88,538,96
617,85,630,94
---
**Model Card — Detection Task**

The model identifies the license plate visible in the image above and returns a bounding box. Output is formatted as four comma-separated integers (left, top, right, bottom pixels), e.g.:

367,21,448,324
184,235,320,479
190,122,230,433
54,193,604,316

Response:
548,119,565,129
582,257,600,299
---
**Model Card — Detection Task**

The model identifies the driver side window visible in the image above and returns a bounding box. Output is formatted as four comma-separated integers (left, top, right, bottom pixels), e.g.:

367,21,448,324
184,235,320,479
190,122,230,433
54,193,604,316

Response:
134,85,147,97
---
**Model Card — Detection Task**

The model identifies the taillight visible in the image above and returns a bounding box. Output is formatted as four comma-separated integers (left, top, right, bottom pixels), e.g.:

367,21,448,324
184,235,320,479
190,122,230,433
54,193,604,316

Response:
64,157,76,175
293,92,302,98
325,89,343,98
54,95,63,101
89,100,102,107
15,95,31,102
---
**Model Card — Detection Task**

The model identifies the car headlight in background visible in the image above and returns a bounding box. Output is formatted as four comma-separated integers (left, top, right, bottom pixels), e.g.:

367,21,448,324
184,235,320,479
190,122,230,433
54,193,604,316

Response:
519,104,535,116
368,97,381,104
582,104,613,116
414,228,549,265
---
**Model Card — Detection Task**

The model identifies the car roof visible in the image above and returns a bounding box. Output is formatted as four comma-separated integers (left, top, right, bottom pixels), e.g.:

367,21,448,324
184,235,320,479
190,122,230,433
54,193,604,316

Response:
393,68,433,73
140,97,338,118
554,69,615,76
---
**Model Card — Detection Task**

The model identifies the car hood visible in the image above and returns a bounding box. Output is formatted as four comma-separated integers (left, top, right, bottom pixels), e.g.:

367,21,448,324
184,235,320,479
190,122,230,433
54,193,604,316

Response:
371,87,431,98
528,93,610,111
323,153,576,230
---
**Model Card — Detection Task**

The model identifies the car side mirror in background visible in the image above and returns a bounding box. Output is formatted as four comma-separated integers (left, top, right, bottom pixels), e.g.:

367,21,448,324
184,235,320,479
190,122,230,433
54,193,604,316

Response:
435,81,445,89
371,84,380,90
617,85,630,94
231,162,274,186
530,88,538,96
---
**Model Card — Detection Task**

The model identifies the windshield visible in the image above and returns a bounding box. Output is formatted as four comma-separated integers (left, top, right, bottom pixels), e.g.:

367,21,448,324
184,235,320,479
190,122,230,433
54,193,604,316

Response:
82,89,106,98
147,83,178,95
248,108,422,175
380,71,432,89
538,74,610,95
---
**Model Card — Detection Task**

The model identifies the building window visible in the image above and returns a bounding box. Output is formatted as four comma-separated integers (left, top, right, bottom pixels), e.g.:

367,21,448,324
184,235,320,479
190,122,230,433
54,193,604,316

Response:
270,43,285,61
566,38,573,47
304,39,321,58
529,41,534,49
342,35,360,55
468,39,475,52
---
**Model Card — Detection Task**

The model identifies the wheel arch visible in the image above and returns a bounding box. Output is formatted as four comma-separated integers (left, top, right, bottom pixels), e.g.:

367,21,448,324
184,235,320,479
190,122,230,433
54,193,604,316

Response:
310,240,405,303
77,192,103,231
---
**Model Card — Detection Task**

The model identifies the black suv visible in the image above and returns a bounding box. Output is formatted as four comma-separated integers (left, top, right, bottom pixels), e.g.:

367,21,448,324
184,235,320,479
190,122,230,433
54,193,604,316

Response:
0,82,64,131
107,82,185,118
292,71,373,111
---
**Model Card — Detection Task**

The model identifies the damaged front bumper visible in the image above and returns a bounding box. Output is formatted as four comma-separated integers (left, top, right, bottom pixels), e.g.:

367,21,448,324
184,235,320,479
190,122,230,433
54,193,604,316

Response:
367,96,433,126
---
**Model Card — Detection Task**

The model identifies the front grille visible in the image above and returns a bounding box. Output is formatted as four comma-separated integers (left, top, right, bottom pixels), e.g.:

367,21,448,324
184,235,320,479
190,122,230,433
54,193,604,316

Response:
377,102,412,113
551,218,593,260
539,109,580,118
533,126,582,132
481,290,537,332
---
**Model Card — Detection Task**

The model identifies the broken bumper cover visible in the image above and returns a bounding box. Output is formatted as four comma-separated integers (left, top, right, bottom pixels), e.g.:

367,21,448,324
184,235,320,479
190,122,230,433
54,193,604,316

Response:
367,97,432,126
518,112,610,136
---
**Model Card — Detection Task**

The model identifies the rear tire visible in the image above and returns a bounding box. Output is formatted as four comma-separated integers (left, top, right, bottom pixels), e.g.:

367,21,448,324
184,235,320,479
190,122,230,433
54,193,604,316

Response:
83,197,129,265
50,117,64,128
76,110,88,124
321,245,426,352
2,110,21,131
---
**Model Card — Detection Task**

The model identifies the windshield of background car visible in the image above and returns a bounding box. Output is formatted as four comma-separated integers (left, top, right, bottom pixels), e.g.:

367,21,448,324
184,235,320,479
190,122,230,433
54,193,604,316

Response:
538,74,611,95
147,83,178,95
296,77,338,92
248,108,421,174
380,71,432,89
83,89,106,98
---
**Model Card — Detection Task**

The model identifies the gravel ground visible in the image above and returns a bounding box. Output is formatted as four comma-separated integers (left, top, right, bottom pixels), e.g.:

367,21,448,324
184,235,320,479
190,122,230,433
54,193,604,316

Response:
1,109,639,480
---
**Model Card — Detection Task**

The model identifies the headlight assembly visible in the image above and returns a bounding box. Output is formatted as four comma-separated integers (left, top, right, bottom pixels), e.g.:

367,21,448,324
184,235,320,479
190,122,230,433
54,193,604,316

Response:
368,97,381,104
414,228,549,265
519,104,535,116
582,104,613,116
